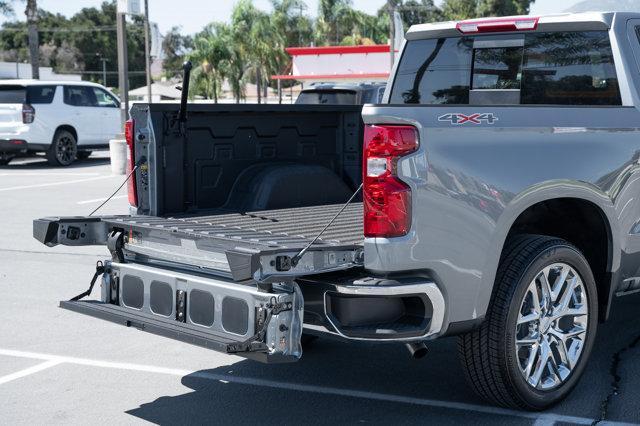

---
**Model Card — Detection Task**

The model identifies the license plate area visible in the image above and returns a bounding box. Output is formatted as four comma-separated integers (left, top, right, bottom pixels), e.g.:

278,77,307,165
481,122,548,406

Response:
63,261,304,363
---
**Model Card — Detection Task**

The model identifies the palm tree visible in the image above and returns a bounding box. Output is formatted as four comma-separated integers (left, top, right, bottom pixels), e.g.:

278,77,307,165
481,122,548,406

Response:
189,23,231,102
232,0,286,103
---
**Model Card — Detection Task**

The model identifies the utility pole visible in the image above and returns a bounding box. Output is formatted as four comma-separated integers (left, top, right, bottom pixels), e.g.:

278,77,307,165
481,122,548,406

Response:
96,54,108,87
25,0,39,80
116,11,129,127
100,57,108,87
144,0,152,103
388,0,396,68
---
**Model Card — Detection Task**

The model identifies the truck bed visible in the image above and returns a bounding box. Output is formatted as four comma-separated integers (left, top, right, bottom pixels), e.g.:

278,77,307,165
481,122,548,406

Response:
108,203,364,250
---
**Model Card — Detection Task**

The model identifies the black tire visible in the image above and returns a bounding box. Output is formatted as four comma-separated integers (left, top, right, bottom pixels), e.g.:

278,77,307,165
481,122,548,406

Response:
0,156,13,166
77,150,92,160
458,234,598,410
46,129,77,166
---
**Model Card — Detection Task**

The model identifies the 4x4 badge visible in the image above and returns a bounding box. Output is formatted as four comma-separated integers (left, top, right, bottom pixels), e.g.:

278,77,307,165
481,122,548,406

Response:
438,113,498,125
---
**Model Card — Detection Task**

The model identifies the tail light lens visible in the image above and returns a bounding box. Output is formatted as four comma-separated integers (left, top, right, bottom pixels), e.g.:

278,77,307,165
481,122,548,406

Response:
22,104,35,124
125,119,138,207
363,125,419,238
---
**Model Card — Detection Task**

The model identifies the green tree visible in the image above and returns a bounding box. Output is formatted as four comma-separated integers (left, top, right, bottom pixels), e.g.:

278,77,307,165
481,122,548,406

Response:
189,23,231,102
478,0,535,17
440,0,477,20
231,0,285,103
271,0,313,48
162,26,193,79
398,0,442,26
316,0,353,45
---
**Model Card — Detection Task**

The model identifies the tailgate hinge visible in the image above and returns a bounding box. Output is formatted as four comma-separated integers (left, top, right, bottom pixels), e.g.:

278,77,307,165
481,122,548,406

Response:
227,298,292,354
107,230,125,263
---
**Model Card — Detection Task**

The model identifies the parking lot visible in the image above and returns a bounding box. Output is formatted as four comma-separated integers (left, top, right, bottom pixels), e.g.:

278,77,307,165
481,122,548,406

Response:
0,154,639,425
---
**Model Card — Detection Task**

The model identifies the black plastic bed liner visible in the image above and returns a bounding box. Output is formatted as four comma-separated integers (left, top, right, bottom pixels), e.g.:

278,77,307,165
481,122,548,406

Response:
106,202,364,250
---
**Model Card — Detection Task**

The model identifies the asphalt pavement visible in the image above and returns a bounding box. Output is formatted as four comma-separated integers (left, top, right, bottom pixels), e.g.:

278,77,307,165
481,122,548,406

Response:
0,153,639,425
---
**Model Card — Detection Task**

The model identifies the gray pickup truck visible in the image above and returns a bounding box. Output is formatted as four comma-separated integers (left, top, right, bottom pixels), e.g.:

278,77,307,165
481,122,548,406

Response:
34,12,640,410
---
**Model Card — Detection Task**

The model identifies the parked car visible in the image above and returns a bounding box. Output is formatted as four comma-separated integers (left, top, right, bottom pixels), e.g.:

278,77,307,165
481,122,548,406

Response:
0,80,120,166
295,82,386,105
34,12,640,410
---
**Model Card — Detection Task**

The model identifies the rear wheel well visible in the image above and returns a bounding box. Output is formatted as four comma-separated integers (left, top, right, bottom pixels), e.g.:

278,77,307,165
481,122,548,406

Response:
505,198,611,321
54,125,77,143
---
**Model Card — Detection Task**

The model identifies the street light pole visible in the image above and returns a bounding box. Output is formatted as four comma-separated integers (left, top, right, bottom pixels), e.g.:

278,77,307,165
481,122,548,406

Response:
144,0,152,103
116,11,129,127
388,0,396,69
98,56,108,87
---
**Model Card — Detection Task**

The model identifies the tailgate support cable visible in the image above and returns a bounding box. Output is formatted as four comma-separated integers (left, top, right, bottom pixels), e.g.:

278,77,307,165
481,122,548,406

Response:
290,183,363,267
69,261,106,302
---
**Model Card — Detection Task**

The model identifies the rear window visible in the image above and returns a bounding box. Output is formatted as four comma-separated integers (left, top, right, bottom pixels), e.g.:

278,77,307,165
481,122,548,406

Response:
0,85,26,104
296,90,357,105
391,37,472,104
27,85,56,104
390,31,621,106
361,87,386,104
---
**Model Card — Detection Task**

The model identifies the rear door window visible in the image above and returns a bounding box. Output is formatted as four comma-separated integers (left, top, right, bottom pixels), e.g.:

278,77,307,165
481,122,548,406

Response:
0,85,26,103
390,31,621,106
64,86,99,107
92,87,119,108
27,85,56,104
521,32,621,105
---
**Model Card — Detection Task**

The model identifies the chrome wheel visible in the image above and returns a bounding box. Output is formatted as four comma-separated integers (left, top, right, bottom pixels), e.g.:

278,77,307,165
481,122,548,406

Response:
515,262,589,391
55,134,76,165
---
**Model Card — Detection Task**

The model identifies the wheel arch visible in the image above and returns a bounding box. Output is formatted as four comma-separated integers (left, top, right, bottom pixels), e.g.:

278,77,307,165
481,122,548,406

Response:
477,182,620,324
53,125,78,144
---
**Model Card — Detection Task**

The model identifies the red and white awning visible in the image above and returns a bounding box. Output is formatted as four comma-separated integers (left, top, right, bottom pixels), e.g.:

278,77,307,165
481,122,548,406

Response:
273,45,392,84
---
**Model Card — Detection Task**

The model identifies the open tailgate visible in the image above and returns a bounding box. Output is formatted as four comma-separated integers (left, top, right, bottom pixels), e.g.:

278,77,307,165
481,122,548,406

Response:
33,214,364,362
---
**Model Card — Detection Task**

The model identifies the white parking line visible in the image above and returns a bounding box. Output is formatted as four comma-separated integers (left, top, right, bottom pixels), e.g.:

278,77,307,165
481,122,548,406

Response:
0,172,101,177
0,360,62,385
0,175,115,192
0,348,630,425
77,194,126,205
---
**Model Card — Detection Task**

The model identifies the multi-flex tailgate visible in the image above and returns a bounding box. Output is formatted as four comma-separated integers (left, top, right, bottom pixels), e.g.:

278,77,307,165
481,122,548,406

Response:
33,215,364,282
61,261,304,363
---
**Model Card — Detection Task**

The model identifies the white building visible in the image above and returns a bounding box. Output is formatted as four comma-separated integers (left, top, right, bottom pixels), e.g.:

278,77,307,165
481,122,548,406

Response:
272,45,392,85
0,62,81,81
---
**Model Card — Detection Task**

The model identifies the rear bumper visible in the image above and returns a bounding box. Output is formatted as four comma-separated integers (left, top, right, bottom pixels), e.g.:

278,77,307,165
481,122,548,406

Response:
0,139,28,154
298,275,446,342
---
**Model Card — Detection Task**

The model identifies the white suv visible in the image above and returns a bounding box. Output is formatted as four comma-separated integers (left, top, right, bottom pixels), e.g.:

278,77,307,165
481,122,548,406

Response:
0,80,121,166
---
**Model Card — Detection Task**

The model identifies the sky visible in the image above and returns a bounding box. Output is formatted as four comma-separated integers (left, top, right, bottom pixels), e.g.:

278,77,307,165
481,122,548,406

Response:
0,0,582,36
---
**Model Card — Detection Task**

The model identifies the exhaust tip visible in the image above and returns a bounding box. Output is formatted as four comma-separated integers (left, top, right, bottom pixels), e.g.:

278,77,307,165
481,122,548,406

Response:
405,342,428,359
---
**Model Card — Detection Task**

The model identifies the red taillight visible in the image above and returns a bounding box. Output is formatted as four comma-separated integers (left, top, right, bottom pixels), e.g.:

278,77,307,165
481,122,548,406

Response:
456,17,539,34
363,125,418,238
125,119,138,207
22,104,35,124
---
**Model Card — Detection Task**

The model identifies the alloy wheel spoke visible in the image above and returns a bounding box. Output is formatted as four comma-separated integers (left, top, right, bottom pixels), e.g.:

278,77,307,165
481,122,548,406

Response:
522,342,539,378
551,266,570,302
516,262,588,391
518,311,540,325
529,339,551,388
538,269,552,305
